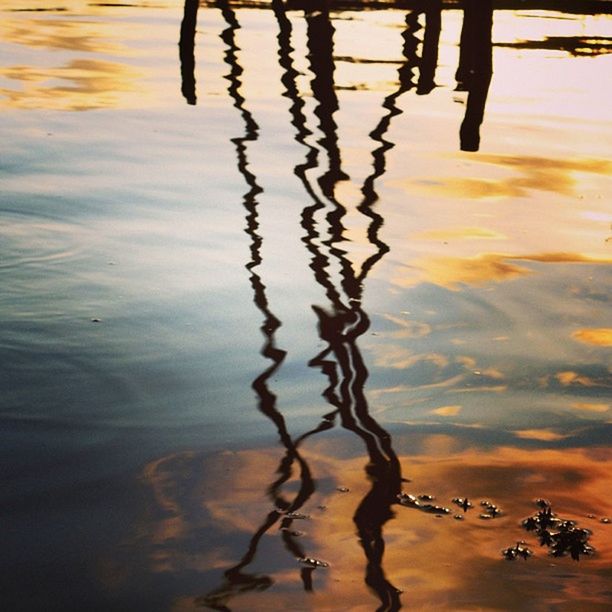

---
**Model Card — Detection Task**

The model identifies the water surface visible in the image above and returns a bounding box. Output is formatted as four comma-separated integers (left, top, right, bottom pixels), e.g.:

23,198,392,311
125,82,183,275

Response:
1,1,611,610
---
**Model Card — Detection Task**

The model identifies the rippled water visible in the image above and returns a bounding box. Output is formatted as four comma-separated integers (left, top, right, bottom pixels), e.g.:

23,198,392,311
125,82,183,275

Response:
1,1,611,610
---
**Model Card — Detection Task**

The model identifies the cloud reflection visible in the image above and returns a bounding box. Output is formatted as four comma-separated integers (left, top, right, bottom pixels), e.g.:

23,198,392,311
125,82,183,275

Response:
571,402,609,413
413,155,611,199
1,15,125,53
136,441,612,610
572,328,612,347
430,405,461,417
394,251,611,289
0,59,140,110
514,429,569,441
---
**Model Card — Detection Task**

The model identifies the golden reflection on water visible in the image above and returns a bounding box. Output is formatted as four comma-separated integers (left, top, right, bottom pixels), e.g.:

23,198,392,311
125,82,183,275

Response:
409,155,611,199
571,402,609,414
572,328,612,347
0,2,158,109
430,404,461,416
555,371,607,388
393,251,611,290
0,59,140,110
0,15,125,53
138,441,612,610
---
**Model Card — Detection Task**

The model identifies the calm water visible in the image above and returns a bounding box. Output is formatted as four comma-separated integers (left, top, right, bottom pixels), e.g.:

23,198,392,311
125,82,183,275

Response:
1,0,611,609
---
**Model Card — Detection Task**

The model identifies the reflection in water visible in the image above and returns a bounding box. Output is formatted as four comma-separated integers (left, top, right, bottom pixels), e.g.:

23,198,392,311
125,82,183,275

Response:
282,3,412,606
0,58,140,111
456,0,493,152
179,0,199,105
2,1,611,609
495,35,612,56
169,1,609,609
177,0,491,151
185,0,505,608
194,2,459,608
196,2,335,607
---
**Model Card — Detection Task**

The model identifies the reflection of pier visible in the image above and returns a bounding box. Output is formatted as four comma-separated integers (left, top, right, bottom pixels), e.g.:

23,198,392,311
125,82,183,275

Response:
175,0,606,608
456,0,493,151
187,0,453,608
195,2,335,608
179,0,494,151
293,4,410,605
186,0,487,609
178,0,199,105
233,0,610,13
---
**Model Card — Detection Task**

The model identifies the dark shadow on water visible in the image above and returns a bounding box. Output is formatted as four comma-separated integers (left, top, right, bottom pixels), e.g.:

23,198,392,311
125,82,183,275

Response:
295,8,419,607
495,35,612,56
278,0,447,606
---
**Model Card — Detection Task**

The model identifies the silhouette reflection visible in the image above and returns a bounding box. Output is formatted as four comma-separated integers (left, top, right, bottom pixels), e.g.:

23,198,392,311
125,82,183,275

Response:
417,0,442,95
179,0,199,104
178,0,493,151
456,0,494,151
296,6,419,606
283,2,450,607
173,1,609,609
196,2,335,608
191,1,453,609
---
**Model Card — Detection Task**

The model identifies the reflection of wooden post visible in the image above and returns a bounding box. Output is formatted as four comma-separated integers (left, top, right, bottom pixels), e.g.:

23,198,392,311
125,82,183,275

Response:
417,0,442,95
305,1,349,199
456,0,493,151
179,0,199,105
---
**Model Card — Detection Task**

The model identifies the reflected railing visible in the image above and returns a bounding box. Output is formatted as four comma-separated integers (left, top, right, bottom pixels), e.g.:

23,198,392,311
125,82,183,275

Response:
192,0,445,608
194,2,337,607
175,1,601,608
179,0,495,151
186,0,469,609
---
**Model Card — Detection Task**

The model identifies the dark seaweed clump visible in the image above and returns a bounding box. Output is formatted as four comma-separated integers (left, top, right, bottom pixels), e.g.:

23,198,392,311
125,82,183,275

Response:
519,499,595,561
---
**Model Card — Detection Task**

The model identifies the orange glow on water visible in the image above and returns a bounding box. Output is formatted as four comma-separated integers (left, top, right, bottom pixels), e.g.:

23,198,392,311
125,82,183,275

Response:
572,328,612,347
137,441,612,610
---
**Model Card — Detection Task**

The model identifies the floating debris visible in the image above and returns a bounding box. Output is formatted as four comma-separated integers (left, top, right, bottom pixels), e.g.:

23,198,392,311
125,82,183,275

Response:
454,514,465,520
397,493,418,507
480,500,503,518
503,541,533,561
317,505,327,511
297,557,329,568
452,497,473,512
285,512,310,520
90,318,102,323
521,500,595,561
600,517,610,524
397,492,450,515
281,528,305,537
421,504,451,515
336,486,350,493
